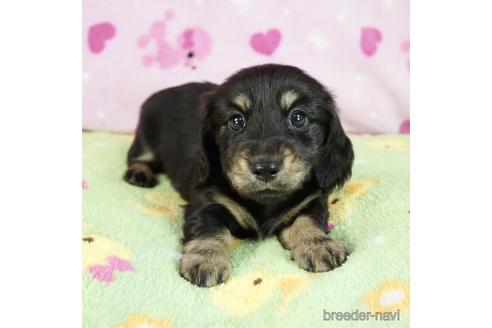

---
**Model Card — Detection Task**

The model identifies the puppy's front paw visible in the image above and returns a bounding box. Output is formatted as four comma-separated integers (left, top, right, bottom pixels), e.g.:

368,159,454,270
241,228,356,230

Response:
179,251,231,287
291,238,348,272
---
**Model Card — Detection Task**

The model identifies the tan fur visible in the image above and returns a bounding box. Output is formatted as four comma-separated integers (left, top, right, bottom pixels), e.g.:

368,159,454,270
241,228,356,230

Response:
183,232,233,253
180,231,233,287
277,192,321,226
232,94,251,112
279,215,323,249
279,215,348,272
279,148,310,191
134,150,155,162
280,90,299,110
226,148,309,196
128,162,153,176
212,191,260,234
226,151,254,191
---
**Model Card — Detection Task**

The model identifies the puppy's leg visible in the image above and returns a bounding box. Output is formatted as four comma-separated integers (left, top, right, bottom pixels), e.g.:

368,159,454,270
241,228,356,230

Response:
179,203,235,287
278,214,348,272
124,135,158,188
180,232,232,287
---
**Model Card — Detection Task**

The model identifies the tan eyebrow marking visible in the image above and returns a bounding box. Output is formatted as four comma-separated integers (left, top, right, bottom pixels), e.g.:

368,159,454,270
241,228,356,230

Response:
232,93,251,112
280,90,299,110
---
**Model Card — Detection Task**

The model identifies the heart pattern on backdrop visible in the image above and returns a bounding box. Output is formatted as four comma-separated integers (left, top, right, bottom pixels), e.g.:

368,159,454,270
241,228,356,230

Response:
88,22,116,54
83,4,409,135
250,29,281,56
360,27,382,57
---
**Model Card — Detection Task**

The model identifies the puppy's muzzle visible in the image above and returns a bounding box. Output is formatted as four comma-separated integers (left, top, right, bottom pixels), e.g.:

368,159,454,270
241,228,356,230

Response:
250,159,282,182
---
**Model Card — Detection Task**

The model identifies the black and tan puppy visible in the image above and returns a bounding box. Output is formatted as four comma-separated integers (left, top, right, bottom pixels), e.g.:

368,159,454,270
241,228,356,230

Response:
124,64,354,287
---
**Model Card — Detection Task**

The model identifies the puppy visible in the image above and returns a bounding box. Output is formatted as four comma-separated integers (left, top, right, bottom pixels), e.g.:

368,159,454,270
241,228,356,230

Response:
124,64,354,287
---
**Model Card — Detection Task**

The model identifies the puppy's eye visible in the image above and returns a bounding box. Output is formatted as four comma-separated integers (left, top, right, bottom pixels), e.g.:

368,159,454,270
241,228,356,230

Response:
229,114,246,131
289,110,306,128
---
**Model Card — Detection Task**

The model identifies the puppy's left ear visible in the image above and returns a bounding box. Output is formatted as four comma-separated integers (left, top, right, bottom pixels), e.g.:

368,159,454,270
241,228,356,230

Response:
315,104,354,193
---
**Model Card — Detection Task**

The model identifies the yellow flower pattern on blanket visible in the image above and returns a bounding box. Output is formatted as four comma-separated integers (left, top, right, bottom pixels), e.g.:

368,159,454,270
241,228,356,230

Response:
115,314,172,328
328,179,379,225
133,191,186,220
367,139,409,151
82,234,134,283
364,280,410,313
213,270,309,316
82,132,410,327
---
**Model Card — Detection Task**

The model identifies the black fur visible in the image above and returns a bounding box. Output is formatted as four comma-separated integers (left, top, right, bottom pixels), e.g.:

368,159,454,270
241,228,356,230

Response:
124,64,354,284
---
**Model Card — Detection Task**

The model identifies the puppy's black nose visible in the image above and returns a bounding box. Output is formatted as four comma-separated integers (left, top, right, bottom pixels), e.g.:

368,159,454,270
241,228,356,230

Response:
252,161,281,182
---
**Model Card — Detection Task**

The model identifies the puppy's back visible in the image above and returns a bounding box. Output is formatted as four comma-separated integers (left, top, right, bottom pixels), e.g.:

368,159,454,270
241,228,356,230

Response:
135,82,217,196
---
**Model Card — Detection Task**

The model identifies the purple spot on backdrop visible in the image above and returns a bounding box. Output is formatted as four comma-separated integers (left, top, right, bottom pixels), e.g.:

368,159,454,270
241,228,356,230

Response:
88,22,116,54
360,27,382,57
182,29,195,49
250,29,282,56
401,40,410,53
399,119,410,134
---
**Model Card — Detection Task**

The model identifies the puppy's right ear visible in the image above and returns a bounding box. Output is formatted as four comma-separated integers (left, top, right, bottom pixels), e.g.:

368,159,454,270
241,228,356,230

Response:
196,91,220,186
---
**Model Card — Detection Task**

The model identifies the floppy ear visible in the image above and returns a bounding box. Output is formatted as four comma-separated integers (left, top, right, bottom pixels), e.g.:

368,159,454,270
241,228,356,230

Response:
196,91,220,186
314,108,354,193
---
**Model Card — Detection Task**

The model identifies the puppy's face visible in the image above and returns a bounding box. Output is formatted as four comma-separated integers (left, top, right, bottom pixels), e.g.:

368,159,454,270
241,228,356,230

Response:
201,65,353,204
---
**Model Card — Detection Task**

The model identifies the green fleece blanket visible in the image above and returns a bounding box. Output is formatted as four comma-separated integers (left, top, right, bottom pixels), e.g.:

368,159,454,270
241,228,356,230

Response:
82,132,410,328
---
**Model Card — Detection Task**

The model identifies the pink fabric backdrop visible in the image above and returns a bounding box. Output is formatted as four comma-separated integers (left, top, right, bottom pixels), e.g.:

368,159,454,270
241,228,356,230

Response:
83,0,409,134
